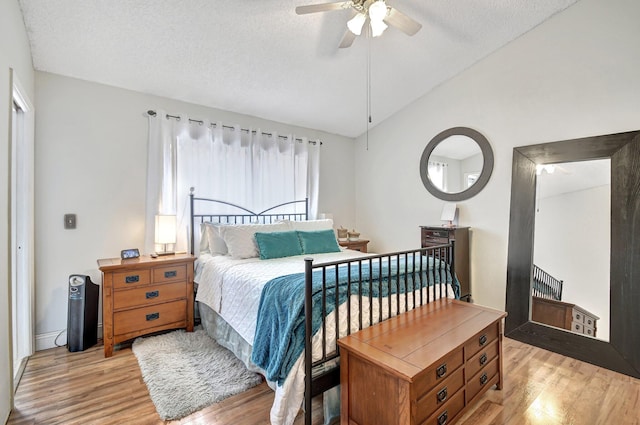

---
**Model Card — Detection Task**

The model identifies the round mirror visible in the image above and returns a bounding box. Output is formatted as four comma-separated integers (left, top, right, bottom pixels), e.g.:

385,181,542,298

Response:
419,127,494,201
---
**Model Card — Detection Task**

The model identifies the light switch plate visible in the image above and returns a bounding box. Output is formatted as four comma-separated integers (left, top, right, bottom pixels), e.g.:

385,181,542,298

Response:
64,214,76,229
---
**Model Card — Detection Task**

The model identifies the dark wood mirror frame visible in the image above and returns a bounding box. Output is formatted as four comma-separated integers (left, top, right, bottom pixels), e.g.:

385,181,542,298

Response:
419,127,494,201
505,130,640,378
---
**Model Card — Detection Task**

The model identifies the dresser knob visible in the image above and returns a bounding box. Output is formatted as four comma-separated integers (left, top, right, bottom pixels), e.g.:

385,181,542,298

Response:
164,270,177,278
480,373,488,386
437,387,448,403
438,410,448,425
146,290,159,299
146,312,160,321
479,334,488,346
125,275,140,284
436,363,447,378
480,353,488,366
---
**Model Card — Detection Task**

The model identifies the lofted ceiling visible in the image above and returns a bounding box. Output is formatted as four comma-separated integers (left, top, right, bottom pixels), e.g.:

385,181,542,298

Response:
18,0,579,138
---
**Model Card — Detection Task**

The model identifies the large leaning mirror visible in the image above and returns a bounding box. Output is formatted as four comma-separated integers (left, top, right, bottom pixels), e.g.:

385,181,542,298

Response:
505,130,640,378
419,127,494,201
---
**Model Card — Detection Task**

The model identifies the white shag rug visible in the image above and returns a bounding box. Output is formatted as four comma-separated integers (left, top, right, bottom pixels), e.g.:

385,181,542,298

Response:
132,329,263,421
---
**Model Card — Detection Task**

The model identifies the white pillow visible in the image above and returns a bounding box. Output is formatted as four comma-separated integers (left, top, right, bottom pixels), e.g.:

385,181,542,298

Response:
289,219,334,232
220,222,289,259
201,222,228,256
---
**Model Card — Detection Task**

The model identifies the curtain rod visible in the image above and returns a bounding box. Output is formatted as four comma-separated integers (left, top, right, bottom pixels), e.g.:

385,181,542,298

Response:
146,110,321,145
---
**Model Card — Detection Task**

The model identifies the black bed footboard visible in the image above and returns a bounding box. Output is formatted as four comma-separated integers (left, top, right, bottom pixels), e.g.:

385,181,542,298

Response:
302,244,455,425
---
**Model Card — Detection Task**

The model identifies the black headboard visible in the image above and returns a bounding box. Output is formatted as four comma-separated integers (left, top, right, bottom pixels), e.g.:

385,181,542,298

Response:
189,187,308,254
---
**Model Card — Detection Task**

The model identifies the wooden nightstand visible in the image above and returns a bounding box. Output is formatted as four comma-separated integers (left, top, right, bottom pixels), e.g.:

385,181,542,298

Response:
98,253,195,357
339,239,369,253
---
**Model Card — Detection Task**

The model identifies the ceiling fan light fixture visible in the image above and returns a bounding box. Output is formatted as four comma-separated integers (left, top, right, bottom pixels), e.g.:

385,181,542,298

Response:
347,13,366,35
370,19,388,37
368,0,388,22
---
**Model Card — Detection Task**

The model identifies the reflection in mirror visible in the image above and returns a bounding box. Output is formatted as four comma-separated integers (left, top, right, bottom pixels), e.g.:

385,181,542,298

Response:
531,159,610,342
428,135,483,194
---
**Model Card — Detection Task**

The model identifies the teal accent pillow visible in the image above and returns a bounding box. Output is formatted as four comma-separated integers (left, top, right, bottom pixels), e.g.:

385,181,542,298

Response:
297,229,341,254
255,231,303,260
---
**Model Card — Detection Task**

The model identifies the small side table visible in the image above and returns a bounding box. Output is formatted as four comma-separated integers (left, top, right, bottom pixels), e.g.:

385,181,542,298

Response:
98,253,195,357
338,239,369,253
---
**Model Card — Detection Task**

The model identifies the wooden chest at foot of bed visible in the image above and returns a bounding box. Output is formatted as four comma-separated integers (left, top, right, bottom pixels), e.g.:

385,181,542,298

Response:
98,253,195,357
337,298,506,425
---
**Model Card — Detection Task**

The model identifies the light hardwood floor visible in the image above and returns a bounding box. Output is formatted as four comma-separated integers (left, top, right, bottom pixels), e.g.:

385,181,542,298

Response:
7,337,640,425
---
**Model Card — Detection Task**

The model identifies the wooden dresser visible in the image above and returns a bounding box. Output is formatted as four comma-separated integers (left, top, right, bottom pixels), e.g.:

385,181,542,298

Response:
338,239,369,252
98,253,195,357
338,299,506,425
531,296,599,338
420,226,470,301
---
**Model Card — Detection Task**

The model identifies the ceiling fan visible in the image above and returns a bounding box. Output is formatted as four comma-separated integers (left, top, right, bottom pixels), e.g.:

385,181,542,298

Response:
295,0,422,48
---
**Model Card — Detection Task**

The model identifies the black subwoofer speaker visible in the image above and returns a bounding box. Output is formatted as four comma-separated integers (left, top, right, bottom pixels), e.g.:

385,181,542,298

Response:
67,274,99,352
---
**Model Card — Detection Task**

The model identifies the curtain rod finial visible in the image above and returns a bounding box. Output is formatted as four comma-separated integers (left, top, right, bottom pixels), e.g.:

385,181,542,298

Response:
147,110,157,116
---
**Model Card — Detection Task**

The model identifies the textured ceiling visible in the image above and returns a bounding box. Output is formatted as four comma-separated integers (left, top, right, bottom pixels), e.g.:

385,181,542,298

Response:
18,0,579,138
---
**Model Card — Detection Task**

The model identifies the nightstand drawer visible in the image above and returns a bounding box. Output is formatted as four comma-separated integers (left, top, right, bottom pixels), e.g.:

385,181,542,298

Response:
114,299,187,336
464,322,499,360
423,237,449,245
113,282,187,310
414,348,463,397
153,264,186,283
466,340,499,379
416,366,465,423
113,269,151,289
466,357,499,402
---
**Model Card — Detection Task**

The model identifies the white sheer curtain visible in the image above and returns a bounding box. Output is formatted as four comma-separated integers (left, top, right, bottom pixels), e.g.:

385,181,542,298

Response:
428,160,448,192
145,110,320,253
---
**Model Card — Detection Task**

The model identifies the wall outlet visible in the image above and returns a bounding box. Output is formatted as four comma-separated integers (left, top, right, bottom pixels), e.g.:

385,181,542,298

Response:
64,214,76,229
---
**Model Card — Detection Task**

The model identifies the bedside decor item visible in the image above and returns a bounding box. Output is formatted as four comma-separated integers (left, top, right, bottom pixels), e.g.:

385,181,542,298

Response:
132,329,262,420
120,248,140,260
155,214,177,256
441,203,458,228
337,226,348,241
347,229,360,241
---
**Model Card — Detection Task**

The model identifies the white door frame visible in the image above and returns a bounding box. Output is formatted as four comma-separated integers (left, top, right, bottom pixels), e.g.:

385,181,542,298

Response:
10,69,35,391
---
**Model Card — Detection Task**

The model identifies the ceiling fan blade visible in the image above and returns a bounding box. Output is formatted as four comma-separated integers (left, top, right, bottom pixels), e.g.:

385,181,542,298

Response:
339,29,357,48
295,2,350,15
384,7,422,36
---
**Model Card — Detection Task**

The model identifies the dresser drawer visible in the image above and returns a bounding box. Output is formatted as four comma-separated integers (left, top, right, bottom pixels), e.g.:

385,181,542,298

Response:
421,386,465,425
466,357,499,402
114,299,187,336
572,309,585,323
416,367,464,424
466,339,499,381
113,282,187,311
113,269,151,289
153,264,187,283
415,348,464,397
423,237,449,246
572,321,584,333
423,229,451,239
584,316,596,327
464,322,499,360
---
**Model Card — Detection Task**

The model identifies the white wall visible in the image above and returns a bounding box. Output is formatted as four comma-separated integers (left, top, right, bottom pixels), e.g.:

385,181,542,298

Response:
534,185,610,340
0,0,35,420
33,72,356,349
353,0,640,311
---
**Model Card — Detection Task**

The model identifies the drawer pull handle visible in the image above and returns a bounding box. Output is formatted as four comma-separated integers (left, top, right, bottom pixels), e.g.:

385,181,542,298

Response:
146,291,159,299
480,373,488,386
125,275,140,284
480,353,488,366
437,410,448,425
436,363,447,378
437,387,448,403
479,334,488,346
146,312,160,321
164,270,177,278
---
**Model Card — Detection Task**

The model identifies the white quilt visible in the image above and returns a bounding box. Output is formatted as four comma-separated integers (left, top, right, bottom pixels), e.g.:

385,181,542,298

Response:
195,250,455,425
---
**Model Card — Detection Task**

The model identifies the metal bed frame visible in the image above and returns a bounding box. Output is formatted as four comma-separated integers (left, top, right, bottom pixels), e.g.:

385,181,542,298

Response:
189,189,455,425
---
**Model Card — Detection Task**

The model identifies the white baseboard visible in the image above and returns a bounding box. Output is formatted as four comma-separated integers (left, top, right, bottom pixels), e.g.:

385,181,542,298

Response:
36,324,103,351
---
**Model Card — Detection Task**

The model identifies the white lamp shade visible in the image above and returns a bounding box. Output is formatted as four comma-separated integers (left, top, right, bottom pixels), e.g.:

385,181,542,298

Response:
155,215,177,245
370,19,388,37
347,13,366,35
368,0,388,22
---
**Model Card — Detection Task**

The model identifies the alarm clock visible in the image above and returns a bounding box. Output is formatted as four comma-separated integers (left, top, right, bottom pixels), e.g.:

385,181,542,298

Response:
120,248,140,260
